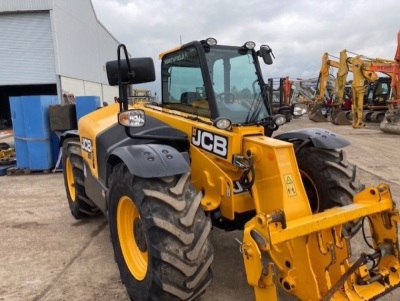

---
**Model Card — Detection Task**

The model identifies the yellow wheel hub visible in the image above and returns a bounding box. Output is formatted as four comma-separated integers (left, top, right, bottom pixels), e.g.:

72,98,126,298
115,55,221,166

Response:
117,196,148,280
65,157,76,202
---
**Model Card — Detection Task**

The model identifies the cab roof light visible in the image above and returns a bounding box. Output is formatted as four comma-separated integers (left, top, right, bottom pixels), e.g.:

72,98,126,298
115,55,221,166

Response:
206,37,217,46
243,41,256,50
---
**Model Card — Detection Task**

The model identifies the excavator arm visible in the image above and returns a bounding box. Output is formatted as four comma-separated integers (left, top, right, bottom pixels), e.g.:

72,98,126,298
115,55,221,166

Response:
309,53,338,122
335,50,350,107
331,50,353,125
349,55,394,128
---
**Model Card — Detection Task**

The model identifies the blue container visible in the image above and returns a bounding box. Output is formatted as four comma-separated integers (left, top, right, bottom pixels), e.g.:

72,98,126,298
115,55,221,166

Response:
10,97,29,169
9,95,59,170
75,96,101,121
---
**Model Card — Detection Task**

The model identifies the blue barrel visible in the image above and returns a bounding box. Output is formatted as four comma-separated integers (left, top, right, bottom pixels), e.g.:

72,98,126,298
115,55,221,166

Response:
9,95,59,170
9,97,28,169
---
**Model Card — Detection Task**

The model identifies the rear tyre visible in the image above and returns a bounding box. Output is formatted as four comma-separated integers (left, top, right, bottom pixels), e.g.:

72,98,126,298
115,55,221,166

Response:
295,145,364,237
108,163,213,301
62,137,100,219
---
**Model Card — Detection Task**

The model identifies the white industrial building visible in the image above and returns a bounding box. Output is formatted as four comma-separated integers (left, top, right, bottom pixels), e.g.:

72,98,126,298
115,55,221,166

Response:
0,0,120,126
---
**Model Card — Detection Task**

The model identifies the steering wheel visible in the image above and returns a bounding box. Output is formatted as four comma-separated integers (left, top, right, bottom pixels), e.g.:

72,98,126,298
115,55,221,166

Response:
216,92,236,103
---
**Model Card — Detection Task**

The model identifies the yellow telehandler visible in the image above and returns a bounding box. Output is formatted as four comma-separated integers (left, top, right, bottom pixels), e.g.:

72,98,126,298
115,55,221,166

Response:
61,38,400,300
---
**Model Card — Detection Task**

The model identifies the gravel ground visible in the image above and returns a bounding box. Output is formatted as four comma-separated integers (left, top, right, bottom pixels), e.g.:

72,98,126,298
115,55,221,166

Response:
0,115,399,301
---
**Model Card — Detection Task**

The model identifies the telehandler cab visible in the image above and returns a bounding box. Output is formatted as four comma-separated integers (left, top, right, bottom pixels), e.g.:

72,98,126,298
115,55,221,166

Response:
61,38,400,300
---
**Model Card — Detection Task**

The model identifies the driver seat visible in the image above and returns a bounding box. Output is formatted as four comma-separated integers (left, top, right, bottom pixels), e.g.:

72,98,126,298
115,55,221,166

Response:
181,92,202,104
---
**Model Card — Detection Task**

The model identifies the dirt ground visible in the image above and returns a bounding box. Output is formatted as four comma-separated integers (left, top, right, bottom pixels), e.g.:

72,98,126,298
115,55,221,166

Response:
1,115,399,301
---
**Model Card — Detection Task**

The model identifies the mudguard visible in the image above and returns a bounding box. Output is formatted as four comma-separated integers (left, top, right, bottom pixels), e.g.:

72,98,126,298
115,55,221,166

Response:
59,130,79,146
274,127,349,149
109,144,190,178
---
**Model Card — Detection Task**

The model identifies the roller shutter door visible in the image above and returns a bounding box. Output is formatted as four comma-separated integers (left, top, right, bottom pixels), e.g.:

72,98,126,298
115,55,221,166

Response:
0,11,56,85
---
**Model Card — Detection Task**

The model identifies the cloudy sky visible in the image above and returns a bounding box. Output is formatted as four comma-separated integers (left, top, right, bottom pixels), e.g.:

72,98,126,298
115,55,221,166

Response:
91,0,399,96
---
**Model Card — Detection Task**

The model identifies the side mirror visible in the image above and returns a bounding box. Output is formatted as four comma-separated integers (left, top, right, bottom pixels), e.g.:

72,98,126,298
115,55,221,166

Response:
258,45,274,65
106,57,155,86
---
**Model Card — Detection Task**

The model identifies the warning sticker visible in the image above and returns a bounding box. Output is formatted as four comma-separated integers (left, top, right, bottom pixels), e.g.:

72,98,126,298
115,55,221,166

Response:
284,174,297,197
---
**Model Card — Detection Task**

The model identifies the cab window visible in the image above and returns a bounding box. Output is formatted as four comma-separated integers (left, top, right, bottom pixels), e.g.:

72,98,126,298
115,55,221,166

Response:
162,47,210,117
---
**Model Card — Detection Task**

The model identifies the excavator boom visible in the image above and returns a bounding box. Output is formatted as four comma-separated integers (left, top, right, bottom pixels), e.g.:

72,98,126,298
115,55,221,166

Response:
331,50,352,125
308,53,337,122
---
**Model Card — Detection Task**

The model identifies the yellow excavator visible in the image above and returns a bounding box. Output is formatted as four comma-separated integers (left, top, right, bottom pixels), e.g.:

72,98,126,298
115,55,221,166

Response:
308,51,355,124
349,55,394,128
312,31,400,130
330,51,393,127
311,50,397,128
308,52,338,122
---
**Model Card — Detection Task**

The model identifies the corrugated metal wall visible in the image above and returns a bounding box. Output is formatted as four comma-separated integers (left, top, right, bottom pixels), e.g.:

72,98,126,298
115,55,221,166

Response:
0,11,56,85
0,0,121,97
0,0,51,12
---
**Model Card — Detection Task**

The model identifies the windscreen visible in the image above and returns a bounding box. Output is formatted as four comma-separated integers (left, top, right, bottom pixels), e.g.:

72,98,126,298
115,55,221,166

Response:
161,45,269,123
206,46,269,123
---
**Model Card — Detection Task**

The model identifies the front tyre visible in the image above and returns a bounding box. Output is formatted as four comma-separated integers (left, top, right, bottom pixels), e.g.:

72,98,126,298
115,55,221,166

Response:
62,137,99,219
295,145,364,236
108,163,213,301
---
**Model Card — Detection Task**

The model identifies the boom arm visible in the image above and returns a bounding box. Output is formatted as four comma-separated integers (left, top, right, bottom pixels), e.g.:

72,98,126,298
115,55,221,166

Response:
315,53,339,104
334,50,350,107
308,53,339,122
349,55,394,128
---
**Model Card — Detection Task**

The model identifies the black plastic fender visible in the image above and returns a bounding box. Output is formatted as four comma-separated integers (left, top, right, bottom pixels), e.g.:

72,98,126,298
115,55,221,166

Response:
109,144,190,178
274,127,349,149
59,130,79,147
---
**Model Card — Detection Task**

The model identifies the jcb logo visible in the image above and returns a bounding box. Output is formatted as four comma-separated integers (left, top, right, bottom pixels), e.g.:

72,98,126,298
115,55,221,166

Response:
192,128,228,158
81,137,92,153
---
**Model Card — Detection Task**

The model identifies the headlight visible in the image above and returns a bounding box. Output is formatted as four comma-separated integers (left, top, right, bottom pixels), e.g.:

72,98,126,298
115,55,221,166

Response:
213,117,232,129
118,109,146,127
292,103,308,116
273,114,287,126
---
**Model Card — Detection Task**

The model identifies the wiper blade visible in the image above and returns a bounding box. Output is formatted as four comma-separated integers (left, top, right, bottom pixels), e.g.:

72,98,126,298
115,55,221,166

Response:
245,93,264,124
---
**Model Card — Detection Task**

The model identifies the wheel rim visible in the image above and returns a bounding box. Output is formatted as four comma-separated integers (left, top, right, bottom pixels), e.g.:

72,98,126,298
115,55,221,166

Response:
300,171,320,213
117,196,148,281
65,157,76,202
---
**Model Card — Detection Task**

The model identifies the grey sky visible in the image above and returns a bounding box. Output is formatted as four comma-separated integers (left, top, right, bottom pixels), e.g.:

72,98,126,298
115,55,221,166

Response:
91,0,399,96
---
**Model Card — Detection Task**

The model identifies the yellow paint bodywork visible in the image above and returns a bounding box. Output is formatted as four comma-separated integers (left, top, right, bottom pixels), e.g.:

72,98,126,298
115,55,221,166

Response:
135,104,267,220
78,103,121,178
78,101,400,300
242,184,400,301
